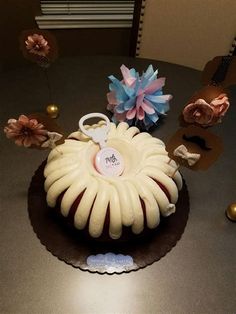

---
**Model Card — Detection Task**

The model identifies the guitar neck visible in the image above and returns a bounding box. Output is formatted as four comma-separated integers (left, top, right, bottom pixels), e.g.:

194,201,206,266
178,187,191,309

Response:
210,37,236,85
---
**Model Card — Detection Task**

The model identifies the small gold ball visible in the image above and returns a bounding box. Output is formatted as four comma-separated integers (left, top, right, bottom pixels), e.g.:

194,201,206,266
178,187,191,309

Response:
46,104,59,119
226,203,236,222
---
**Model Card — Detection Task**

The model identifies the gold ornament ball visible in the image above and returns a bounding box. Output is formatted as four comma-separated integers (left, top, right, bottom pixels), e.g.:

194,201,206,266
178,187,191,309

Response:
46,104,59,119
226,203,236,222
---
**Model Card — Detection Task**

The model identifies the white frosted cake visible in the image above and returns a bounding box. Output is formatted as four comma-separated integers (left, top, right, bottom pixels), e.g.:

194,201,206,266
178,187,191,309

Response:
44,121,182,240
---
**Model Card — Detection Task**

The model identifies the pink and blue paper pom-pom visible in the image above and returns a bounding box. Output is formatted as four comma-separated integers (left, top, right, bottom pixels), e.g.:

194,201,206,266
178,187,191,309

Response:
107,64,172,130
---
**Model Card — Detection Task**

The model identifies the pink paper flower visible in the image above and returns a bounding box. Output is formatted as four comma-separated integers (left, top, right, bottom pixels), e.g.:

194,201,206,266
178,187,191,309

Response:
25,34,50,57
4,115,48,147
210,93,230,120
183,100,214,126
183,94,230,127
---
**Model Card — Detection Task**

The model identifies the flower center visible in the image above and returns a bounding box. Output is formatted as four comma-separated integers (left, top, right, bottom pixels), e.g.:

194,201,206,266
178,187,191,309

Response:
34,43,43,51
193,110,201,117
22,127,32,136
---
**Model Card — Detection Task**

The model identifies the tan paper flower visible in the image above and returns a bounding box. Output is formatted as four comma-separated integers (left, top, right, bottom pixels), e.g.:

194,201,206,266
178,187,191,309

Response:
25,34,50,57
4,115,48,147
183,99,214,126
20,29,58,66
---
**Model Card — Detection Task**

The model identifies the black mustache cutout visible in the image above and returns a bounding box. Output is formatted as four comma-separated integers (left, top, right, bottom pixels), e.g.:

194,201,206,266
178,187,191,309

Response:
182,134,212,151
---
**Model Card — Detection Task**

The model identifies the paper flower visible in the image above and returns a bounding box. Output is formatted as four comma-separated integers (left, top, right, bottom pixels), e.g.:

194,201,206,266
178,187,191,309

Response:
25,34,50,57
210,93,230,119
107,64,172,129
183,93,230,127
20,29,58,67
4,115,48,147
183,100,214,126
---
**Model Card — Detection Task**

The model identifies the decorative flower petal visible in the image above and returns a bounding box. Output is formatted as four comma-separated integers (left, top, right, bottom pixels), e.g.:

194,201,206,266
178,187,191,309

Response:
144,77,166,94
115,102,126,113
147,112,159,123
137,88,144,97
18,115,29,124
123,84,135,98
8,119,17,124
113,112,127,122
124,97,136,110
144,65,156,80
120,64,136,87
126,107,136,119
141,100,155,114
107,91,118,111
145,94,172,103
210,94,230,116
152,102,170,115
136,94,144,108
15,137,24,146
23,137,32,147
137,106,145,120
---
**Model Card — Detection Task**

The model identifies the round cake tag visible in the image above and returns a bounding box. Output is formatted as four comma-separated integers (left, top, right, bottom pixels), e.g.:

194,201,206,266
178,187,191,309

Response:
95,147,124,176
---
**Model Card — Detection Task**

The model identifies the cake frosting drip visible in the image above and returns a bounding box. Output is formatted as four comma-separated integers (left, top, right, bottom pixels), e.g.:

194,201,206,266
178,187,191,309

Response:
44,122,182,239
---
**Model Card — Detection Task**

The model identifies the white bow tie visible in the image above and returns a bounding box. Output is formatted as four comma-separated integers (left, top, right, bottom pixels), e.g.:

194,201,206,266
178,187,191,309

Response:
173,144,201,166
41,131,63,149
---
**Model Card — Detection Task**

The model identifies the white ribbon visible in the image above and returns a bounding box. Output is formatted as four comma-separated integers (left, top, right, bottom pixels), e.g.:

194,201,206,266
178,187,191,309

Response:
173,144,201,166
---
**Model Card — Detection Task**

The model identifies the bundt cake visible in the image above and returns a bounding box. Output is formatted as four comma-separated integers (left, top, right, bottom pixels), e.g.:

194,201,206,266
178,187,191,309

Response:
44,121,182,240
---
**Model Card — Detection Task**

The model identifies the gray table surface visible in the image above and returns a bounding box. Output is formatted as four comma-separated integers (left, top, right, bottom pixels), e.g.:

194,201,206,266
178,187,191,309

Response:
0,56,235,314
